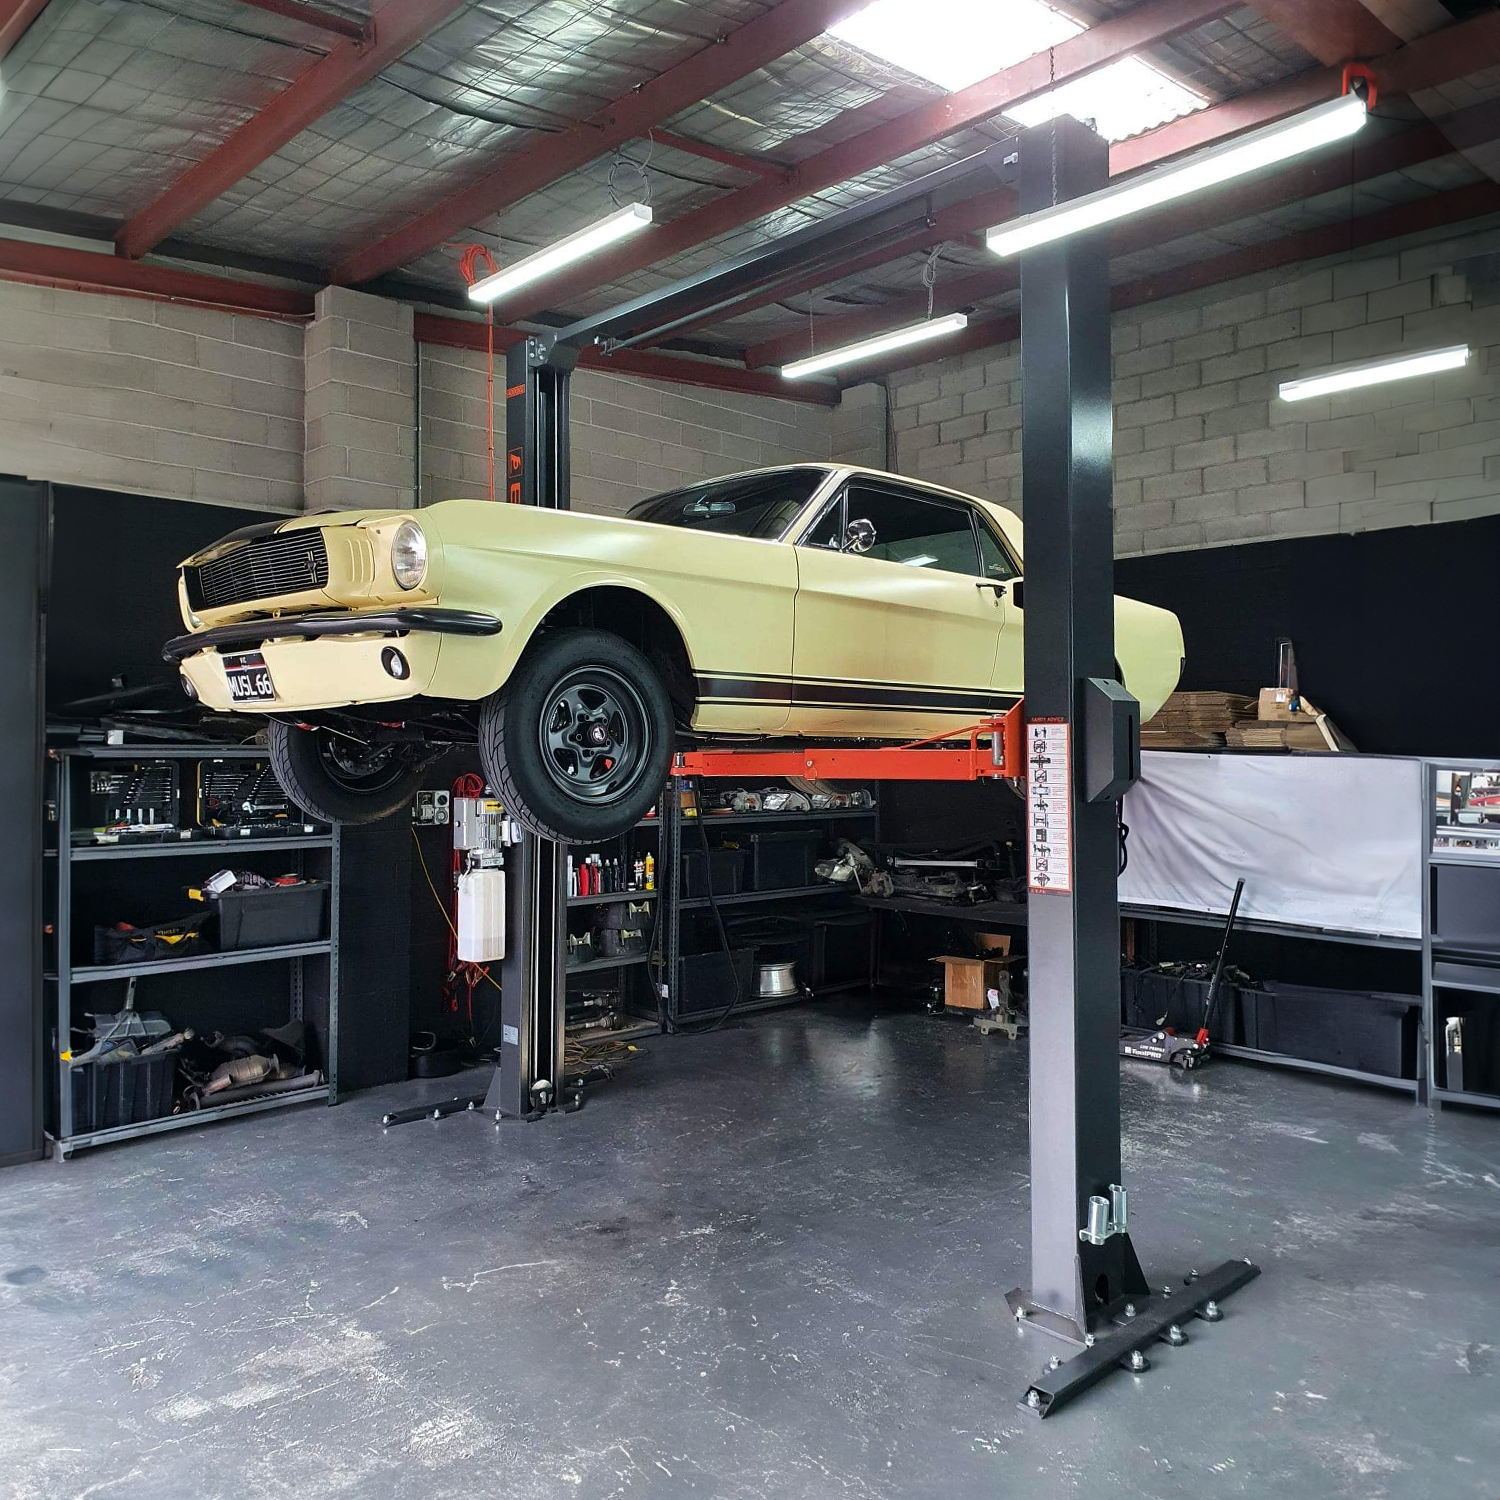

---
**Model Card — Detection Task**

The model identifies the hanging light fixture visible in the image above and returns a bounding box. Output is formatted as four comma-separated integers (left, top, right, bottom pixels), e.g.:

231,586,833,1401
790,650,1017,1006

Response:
467,204,653,305
781,312,970,379
987,92,1370,258
1278,344,1472,402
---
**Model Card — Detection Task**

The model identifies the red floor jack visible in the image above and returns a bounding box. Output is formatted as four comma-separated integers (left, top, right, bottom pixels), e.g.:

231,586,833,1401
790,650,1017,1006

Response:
1120,878,1244,1070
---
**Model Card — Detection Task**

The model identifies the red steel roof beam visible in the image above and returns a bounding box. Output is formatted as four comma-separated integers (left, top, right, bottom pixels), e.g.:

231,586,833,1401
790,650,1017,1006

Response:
1114,8,1500,175
652,130,792,183
332,0,874,286
743,118,1454,368
1248,0,1400,66
115,0,469,261
228,0,372,42
0,0,49,61
658,184,1017,344
431,0,1242,317
0,237,314,316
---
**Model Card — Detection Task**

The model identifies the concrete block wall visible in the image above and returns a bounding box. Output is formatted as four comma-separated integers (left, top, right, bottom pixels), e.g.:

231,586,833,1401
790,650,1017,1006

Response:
419,357,836,514
304,286,416,512
0,278,303,510
830,379,888,469
886,211,1500,556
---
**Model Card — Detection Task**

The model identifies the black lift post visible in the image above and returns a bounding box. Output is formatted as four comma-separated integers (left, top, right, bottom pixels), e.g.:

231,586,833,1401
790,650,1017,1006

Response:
484,126,1258,1402
1001,115,1258,1415
483,336,579,1120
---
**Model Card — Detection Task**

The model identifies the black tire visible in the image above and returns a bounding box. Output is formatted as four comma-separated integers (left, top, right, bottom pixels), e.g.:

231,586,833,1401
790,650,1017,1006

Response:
267,720,423,825
479,627,674,842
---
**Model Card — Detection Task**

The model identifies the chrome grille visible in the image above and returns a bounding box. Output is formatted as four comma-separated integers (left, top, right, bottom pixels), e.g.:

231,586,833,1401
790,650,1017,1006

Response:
185,531,329,611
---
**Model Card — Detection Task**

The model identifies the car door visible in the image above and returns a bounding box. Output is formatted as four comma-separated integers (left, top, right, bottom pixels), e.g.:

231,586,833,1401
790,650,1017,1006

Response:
790,478,1008,738
975,514,1024,700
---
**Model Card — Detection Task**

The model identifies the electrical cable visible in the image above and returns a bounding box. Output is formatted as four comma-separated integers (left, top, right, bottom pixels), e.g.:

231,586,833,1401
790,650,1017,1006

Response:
455,245,500,505
670,806,747,1035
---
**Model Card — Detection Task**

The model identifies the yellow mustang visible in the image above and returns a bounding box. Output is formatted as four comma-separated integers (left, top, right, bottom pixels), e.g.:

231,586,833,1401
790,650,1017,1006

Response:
166,465,1183,840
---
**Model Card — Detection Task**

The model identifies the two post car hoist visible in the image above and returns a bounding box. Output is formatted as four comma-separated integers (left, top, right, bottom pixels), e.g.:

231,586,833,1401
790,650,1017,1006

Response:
490,115,1257,1416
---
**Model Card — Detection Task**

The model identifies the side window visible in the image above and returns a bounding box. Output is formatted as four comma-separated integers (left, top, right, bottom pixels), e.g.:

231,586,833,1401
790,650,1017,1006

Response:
844,482,982,576
799,492,845,549
976,520,1019,581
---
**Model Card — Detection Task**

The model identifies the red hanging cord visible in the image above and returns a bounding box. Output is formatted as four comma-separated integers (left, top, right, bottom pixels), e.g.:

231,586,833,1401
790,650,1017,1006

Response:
457,245,500,504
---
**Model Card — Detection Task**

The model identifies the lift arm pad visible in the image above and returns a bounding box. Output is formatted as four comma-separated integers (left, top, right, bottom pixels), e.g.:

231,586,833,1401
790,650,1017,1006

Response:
1082,677,1140,803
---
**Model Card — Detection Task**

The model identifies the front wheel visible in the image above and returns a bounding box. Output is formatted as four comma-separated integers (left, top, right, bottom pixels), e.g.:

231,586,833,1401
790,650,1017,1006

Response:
267,720,424,825
479,628,675,842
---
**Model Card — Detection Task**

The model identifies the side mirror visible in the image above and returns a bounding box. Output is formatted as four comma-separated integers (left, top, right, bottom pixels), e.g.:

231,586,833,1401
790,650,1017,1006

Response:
842,517,876,555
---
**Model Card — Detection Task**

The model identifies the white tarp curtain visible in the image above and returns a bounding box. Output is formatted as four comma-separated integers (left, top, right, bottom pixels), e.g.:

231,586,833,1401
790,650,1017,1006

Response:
1119,752,1423,939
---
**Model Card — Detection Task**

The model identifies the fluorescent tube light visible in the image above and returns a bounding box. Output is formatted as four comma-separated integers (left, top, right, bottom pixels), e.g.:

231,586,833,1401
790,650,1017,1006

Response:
1278,344,1471,402
987,93,1368,258
781,312,969,379
1004,55,1207,143
466,204,653,304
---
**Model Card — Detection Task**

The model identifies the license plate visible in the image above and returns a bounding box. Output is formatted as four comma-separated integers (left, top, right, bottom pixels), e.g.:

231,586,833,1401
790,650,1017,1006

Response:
222,651,277,704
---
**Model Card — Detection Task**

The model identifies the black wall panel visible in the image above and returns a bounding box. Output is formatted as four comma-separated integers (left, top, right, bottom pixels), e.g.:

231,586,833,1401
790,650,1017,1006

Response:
0,478,46,1166
1115,515,1500,758
46,485,277,710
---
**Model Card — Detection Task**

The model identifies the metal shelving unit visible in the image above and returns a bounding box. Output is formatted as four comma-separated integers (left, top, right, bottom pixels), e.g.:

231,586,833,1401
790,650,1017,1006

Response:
1424,757,1500,1114
563,813,661,1044
679,883,850,911
47,745,340,1158
659,789,878,1030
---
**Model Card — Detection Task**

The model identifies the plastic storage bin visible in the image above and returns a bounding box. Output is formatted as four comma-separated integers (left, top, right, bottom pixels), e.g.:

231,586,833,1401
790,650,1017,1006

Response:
1241,981,1419,1079
805,909,874,988
214,880,329,950
70,1052,176,1134
676,947,756,1016
1120,968,1245,1043
682,847,747,899
747,830,823,891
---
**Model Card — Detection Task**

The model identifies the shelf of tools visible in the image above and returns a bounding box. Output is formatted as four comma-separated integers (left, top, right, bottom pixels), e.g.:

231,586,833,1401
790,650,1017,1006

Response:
651,776,880,1031
1426,757,1500,1112
45,745,338,1157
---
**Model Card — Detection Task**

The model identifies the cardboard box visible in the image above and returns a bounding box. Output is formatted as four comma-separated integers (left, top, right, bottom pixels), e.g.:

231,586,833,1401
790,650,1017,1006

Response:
1257,687,1323,722
934,934,1015,1011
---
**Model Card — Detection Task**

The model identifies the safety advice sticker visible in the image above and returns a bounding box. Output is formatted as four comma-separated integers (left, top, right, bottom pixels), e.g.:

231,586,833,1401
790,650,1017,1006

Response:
1027,718,1072,895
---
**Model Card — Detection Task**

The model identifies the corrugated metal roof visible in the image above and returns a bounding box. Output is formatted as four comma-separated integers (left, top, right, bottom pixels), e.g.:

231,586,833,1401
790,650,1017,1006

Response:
0,0,1495,357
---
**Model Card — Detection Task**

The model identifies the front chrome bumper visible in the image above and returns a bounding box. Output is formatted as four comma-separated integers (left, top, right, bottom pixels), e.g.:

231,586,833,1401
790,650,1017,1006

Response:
162,607,501,664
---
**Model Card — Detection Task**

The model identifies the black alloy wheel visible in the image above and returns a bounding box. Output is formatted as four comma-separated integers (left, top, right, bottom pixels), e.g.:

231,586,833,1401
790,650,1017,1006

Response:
480,628,675,842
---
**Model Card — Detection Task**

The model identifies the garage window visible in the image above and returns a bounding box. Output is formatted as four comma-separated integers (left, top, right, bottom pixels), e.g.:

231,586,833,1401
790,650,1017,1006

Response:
843,483,982,576
627,468,826,539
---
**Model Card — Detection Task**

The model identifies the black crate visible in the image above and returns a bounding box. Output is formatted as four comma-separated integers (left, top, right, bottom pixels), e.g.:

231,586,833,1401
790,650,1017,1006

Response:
1435,992,1500,1095
676,947,756,1017
1432,864,1500,956
1121,968,1244,1043
1244,982,1420,1079
70,1052,176,1135
806,909,873,988
727,914,813,974
214,880,329,950
682,847,747,899
747,829,823,891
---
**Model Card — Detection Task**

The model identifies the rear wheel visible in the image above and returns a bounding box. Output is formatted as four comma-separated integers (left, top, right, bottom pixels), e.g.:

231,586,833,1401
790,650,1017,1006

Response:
267,720,423,825
479,627,674,842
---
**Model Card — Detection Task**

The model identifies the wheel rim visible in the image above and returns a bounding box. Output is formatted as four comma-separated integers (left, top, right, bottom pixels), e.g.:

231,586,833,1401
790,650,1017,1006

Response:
314,731,414,795
536,665,652,805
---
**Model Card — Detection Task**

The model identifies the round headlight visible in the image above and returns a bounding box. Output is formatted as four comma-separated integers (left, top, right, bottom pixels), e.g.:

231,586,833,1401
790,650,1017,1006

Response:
391,520,427,590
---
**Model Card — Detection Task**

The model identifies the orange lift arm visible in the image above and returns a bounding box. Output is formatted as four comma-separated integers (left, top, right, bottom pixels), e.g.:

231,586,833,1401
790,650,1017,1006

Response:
672,703,1024,783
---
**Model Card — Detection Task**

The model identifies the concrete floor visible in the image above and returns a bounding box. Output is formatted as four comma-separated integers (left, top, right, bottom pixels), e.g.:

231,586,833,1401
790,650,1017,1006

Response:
1,996,1497,1500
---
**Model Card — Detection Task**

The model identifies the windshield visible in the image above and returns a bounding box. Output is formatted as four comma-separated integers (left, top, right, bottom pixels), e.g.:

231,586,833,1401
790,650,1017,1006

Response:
626,469,826,539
